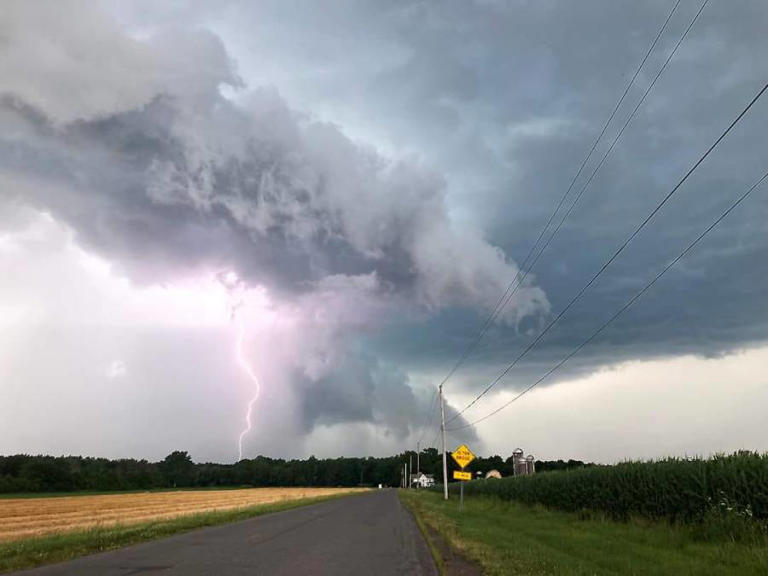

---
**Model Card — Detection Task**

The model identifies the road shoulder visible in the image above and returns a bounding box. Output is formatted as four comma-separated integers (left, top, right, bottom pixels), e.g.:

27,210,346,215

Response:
399,490,482,576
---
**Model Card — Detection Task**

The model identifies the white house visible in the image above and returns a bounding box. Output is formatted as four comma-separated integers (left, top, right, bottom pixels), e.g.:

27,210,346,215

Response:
410,472,435,488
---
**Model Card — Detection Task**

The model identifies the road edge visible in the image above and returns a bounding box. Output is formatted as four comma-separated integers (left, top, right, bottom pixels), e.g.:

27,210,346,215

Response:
399,490,486,576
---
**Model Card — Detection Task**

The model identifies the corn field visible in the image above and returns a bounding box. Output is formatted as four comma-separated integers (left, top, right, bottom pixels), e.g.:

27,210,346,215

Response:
454,452,768,523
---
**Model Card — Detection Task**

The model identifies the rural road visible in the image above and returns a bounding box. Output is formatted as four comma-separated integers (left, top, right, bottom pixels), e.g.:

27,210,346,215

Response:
14,489,437,576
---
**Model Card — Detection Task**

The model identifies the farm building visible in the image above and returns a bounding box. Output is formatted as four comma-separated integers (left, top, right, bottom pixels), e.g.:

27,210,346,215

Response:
410,472,435,488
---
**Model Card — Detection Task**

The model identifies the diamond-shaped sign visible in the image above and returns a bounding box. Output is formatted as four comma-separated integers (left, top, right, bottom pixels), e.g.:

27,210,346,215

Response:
451,444,476,469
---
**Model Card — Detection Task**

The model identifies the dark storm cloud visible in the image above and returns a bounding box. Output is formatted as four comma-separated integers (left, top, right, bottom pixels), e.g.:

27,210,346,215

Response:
469,0,768,390
293,350,477,442
1,97,339,289
204,0,768,397
2,0,767,443
0,0,548,440
0,1,552,317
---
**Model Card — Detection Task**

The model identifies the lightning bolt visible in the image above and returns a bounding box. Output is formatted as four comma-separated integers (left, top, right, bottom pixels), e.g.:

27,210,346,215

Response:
218,270,262,462
235,320,260,462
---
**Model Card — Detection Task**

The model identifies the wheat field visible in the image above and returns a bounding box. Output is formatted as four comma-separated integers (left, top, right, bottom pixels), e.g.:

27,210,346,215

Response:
0,487,363,541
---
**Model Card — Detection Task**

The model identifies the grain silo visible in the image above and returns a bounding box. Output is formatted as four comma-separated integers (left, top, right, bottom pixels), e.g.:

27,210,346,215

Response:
512,448,527,476
525,454,536,475
511,448,536,476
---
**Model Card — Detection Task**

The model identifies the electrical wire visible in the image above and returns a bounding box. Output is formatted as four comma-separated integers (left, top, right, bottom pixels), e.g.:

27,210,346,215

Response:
458,0,712,389
448,168,768,430
416,386,438,446
447,77,768,424
432,0,684,392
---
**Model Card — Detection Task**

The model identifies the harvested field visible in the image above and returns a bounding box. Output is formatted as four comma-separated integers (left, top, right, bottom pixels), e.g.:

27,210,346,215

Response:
0,487,363,541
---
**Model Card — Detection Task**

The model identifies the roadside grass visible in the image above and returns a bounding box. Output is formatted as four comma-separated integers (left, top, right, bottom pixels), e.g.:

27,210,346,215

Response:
406,493,446,574
0,491,359,573
399,490,768,576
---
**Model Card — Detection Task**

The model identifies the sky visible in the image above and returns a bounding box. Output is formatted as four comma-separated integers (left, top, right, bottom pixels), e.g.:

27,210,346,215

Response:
1,0,767,464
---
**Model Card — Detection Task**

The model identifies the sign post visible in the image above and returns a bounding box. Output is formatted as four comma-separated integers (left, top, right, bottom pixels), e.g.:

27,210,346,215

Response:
450,444,476,512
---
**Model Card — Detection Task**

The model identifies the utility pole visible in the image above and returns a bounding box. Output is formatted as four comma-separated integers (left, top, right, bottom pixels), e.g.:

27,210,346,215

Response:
439,384,448,500
408,454,412,489
416,441,420,476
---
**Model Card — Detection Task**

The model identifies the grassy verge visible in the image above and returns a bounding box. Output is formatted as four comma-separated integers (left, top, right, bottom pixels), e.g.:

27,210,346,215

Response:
405,492,446,575
399,490,768,575
0,491,360,573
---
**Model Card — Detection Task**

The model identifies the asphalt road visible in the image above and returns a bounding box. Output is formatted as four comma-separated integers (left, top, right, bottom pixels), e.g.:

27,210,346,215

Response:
14,489,437,576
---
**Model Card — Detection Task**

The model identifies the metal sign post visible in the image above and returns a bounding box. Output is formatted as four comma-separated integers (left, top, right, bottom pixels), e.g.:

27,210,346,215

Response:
451,445,475,513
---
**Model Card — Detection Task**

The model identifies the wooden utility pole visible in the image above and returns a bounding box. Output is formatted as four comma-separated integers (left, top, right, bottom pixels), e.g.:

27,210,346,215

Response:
416,441,420,476
439,384,448,500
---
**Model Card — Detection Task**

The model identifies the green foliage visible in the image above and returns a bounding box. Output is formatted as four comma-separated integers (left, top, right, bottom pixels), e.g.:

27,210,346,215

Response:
0,448,596,495
400,490,768,575
452,452,768,526
0,452,414,493
159,451,195,487
460,454,591,477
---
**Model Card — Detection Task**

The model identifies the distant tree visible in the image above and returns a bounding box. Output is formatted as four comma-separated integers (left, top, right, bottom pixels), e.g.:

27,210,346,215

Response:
0,449,595,494
534,459,590,473
159,451,196,487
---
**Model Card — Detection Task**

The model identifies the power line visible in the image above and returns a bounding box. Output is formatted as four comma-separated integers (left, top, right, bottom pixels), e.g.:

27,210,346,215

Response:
448,168,768,431
447,77,768,425
432,0,683,392
429,425,441,450
466,0,711,379
416,386,438,446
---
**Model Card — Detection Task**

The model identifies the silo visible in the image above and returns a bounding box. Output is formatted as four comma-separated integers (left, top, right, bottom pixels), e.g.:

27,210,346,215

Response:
525,454,536,475
512,448,527,476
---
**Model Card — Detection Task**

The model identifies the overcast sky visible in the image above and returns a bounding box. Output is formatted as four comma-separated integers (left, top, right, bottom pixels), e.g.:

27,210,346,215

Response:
1,0,767,464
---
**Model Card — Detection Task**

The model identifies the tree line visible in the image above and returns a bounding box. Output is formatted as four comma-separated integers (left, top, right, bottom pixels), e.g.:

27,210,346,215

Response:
0,449,591,493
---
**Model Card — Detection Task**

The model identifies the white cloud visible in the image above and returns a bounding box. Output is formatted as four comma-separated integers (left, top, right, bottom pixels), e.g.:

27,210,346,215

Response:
105,360,127,380
0,1,239,124
0,210,235,329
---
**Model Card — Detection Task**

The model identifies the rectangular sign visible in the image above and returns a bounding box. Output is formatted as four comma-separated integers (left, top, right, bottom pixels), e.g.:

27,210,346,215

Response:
453,470,472,481
451,444,476,469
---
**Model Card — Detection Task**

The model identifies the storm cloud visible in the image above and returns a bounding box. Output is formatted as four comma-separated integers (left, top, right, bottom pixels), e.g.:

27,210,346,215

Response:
220,0,768,392
0,0,534,454
0,1,548,318
1,0,767,462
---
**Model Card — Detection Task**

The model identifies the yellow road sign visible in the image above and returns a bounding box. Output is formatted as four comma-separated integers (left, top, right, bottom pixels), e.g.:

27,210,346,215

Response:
453,470,472,481
451,444,476,469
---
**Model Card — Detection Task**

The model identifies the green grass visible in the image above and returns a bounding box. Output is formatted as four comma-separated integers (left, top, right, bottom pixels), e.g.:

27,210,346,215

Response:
400,490,768,576
0,492,357,573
